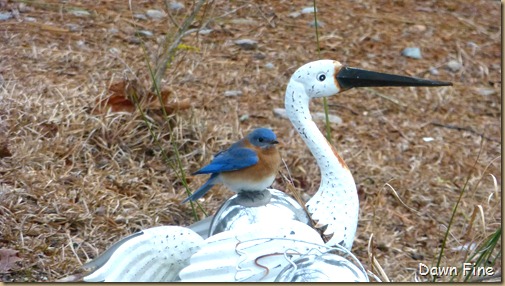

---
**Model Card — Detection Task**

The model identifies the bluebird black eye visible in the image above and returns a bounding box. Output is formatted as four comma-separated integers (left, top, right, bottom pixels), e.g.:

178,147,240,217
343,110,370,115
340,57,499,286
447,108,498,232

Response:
317,73,326,81
258,137,264,142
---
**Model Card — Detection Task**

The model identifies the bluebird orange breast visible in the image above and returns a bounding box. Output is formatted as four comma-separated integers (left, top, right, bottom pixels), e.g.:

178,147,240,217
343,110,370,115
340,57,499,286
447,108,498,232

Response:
220,142,281,192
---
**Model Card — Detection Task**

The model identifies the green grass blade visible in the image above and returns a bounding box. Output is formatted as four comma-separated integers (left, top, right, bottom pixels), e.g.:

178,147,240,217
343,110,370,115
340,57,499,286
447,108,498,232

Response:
433,139,485,282
312,0,332,144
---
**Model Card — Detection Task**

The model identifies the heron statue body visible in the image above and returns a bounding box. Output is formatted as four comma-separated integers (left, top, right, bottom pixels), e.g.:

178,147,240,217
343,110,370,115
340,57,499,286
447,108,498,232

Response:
82,60,451,282
285,60,359,249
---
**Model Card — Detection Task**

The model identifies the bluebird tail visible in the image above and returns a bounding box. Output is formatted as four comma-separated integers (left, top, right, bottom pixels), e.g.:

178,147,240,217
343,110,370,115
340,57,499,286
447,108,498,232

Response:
182,173,219,203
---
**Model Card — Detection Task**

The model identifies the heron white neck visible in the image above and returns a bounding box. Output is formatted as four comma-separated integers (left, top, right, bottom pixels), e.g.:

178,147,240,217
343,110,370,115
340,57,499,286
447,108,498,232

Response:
284,81,355,189
284,80,359,249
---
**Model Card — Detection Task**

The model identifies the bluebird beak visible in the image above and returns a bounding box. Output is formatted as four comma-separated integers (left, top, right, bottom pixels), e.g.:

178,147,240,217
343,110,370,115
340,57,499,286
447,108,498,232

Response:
271,140,282,147
336,66,452,91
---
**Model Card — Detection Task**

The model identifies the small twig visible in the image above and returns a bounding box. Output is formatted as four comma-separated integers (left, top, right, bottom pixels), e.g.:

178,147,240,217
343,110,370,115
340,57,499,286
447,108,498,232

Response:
279,159,319,234
382,116,413,142
164,0,181,30
121,17,152,30
430,122,500,143
383,183,422,217
326,103,359,115
152,0,206,91
449,12,495,37
367,234,390,282
66,231,83,266
254,4,276,28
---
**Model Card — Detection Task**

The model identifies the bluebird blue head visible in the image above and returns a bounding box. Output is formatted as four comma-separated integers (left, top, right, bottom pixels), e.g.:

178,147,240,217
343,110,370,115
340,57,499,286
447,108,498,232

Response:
246,128,279,149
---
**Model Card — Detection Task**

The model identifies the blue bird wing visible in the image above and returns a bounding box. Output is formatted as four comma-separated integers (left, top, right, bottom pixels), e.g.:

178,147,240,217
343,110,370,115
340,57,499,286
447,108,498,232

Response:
193,147,258,175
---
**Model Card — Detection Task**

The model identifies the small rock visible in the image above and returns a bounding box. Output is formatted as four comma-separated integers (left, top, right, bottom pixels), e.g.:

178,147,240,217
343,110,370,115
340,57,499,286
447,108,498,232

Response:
422,137,434,142
65,23,81,32
127,37,142,44
409,24,426,33
133,13,148,20
70,9,90,17
288,12,301,18
273,108,288,118
370,34,381,42
467,41,479,54
410,252,424,261
11,9,20,20
18,3,33,13
474,87,497,96
76,40,86,48
301,6,317,14
446,60,462,72
253,53,266,60
169,1,185,12
146,9,165,19
308,20,324,28
136,30,153,37
198,28,213,35
301,192,312,203
0,12,12,21
24,17,36,22
313,112,342,124
109,48,120,54
467,41,479,49
451,242,477,252
239,114,249,122
230,18,258,25
401,47,422,59
428,67,439,75
224,90,242,97
234,39,258,50
264,62,275,69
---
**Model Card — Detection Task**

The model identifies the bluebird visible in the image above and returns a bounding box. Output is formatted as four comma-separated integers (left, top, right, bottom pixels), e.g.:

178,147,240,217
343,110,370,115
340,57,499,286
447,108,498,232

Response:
182,128,281,203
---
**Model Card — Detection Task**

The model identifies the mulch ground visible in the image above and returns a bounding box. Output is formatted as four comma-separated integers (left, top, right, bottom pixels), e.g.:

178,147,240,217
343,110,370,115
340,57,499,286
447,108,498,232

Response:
0,0,501,282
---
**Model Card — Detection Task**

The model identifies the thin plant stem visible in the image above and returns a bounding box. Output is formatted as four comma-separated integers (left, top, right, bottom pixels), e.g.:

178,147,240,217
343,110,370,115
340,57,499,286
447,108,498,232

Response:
433,138,486,282
312,0,332,144
140,42,208,219
152,0,206,91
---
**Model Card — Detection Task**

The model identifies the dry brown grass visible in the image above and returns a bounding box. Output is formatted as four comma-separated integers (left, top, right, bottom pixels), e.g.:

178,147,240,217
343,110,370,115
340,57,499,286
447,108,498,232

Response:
0,0,501,282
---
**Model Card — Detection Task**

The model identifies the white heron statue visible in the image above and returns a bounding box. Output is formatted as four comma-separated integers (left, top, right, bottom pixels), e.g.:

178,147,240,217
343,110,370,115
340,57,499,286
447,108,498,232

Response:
82,60,451,282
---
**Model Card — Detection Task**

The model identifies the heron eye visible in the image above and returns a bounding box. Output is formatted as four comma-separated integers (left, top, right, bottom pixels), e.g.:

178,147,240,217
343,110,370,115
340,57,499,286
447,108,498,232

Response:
317,73,326,81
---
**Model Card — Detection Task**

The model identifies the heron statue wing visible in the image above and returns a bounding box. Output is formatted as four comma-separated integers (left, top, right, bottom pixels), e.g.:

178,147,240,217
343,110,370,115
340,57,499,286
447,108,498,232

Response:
305,176,359,250
83,226,204,282
179,220,328,282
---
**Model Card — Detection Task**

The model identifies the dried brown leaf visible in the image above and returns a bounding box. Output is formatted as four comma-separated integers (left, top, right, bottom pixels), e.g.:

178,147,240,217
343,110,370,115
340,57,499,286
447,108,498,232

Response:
95,81,191,114
0,141,12,158
0,248,22,273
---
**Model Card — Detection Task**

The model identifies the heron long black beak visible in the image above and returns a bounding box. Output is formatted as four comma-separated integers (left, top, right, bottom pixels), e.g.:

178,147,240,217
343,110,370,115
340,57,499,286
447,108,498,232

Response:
336,66,452,90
